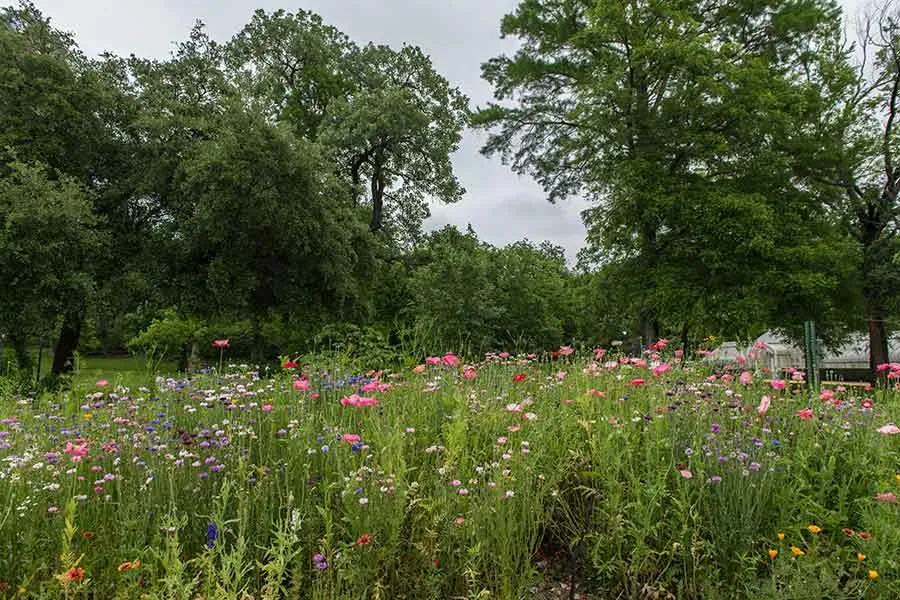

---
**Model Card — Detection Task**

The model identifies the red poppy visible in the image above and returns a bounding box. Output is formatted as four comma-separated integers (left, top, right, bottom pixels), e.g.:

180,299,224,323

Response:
211,339,229,349
357,533,371,546
282,360,298,369
630,378,646,386
551,351,560,358
512,373,527,382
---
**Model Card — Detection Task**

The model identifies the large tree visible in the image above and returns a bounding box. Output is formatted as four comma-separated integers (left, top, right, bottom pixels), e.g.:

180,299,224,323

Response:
227,9,469,237
474,0,847,343
797,1,900,368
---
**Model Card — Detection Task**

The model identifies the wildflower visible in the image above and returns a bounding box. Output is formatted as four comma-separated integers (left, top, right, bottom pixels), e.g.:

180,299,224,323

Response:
680,469,693,480
876,424,900,435
858,553,866,561
796,408,814,420
442,352,460,367
96,379,108,388
82,531,96,540
858,531,873,540
739,371,752,385
357,533,371,546
842,528,855,537
868,570,878,580
875,492,897,503
342,434,361,443
463,366,477,380
559,345,574,356
513,373,527,382
770,379,786,390
211,339,229,349
282,359,298,369
790,546,805,557
630,378,646,386
117,560,141,572
652,363,672,376
807,525,822,535
206,523,218,549
757,395,771,416
710,476,722,484
454,516,465,526
59,567,85,584
768,549,778,559
425,356,441,365
293,379,310,391
412,364,426,373
777,532,785,540
261,404,273,412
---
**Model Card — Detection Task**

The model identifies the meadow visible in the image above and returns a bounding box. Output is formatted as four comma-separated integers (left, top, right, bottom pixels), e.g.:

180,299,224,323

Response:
1,346,899,600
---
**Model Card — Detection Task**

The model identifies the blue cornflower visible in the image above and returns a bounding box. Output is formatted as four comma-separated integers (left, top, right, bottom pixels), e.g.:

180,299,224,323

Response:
206,523,218,548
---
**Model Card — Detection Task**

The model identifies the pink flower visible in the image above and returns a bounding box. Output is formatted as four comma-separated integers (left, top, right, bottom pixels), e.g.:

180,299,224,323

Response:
442,352,460,367
649,339,669,351
499,352,510,359
630,378,646,386
739,371,752,385
593,348,607,360
342,434,361,443
876,424,900,435
680,469,693,479
505,403,522,413
588,389,606,398
496,437,508,446
340,394,379,408
797,408,814,420
412,365,427,373
556,371,567,380
282,360,298,369
361,381,379,393
721,374,733,384
674,349,683,359
425,356,441,365
652,363,672,377
757,395,771,416
463,366,477,380
293,379,310,391
64,442,89,463
211,339,229,349
735,355,747,365
559,345,574,356
261,404,273,412
875,492,897,503
861,400,873,409
95,379,108,388
770,379,786,390
819,389,835,402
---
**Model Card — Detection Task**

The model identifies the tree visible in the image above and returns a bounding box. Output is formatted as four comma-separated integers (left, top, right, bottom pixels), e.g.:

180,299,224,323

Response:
0,160,102,373
474,0,846,343
798,1,900,368
227,9,469,237
173,106,376,358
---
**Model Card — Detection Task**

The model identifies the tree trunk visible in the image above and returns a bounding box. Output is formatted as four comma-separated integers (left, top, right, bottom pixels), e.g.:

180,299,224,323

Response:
680,322,689,367
10,334,32,374
866,296,890,371
51,314,82,375
639,312,659,349
369,152,385,232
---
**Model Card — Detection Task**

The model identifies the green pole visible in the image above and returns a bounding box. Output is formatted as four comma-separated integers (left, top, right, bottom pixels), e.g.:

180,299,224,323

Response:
803,321,820,392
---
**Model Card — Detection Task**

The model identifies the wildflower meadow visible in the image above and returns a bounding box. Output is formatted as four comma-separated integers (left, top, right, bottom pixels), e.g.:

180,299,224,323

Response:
1,346,899,599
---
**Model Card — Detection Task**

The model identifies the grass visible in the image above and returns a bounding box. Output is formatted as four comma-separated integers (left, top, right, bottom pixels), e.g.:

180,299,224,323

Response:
0,350,898,599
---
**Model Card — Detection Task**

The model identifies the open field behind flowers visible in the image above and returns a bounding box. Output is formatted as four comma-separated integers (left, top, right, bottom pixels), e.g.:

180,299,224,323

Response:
2,348,900,600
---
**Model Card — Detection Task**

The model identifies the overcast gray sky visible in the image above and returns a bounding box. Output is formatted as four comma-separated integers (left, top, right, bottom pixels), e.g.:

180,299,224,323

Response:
32,0,863,260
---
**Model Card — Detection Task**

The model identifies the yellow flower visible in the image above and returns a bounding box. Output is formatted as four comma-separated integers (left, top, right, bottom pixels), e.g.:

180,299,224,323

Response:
895,473,900,483
868,570,878,580
768,549,778,559
83,413,93,421
777,532,785,540
857,553,866,561
807,525,822,535
791,546,805,557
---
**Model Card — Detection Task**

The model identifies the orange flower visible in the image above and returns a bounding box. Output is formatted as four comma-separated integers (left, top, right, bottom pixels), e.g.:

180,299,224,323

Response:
117,560,141,572
777,532,785,541
81,531,96,540
807,525,822,535
841,528,855,537
59,567,85,584
868,570,878,580
857,553,866,561
790,546,805,557
768,549,778,559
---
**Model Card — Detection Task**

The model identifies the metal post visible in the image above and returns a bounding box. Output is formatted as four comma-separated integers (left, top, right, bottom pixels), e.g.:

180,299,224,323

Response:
803,321,820,392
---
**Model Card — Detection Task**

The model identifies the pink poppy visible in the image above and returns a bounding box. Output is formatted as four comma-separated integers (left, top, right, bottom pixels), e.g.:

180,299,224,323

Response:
293,379,310,391
739,371,752,385
261,404,273,412
95,379,108,388
876,424,900,435
593,348,607,360
559,345,574,356
463,366,477,380
770,379,786,390
412,364,427,373
499,352,510,359
796,408,814,420
425,356,441,365
442,352,460,367
819,389,835,401
630,378,646,386
757,395,771,416
680,469,693,479
211,339,229,349
652,363,672,376
875,492,897,503
342,434,361,443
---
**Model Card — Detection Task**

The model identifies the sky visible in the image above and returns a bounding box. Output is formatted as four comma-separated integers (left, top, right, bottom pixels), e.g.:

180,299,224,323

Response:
30,0,864,261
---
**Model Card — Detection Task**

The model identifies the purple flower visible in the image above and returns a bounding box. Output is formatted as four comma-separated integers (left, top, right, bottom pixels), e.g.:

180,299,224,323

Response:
711,423,720,433
749,462,761,472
